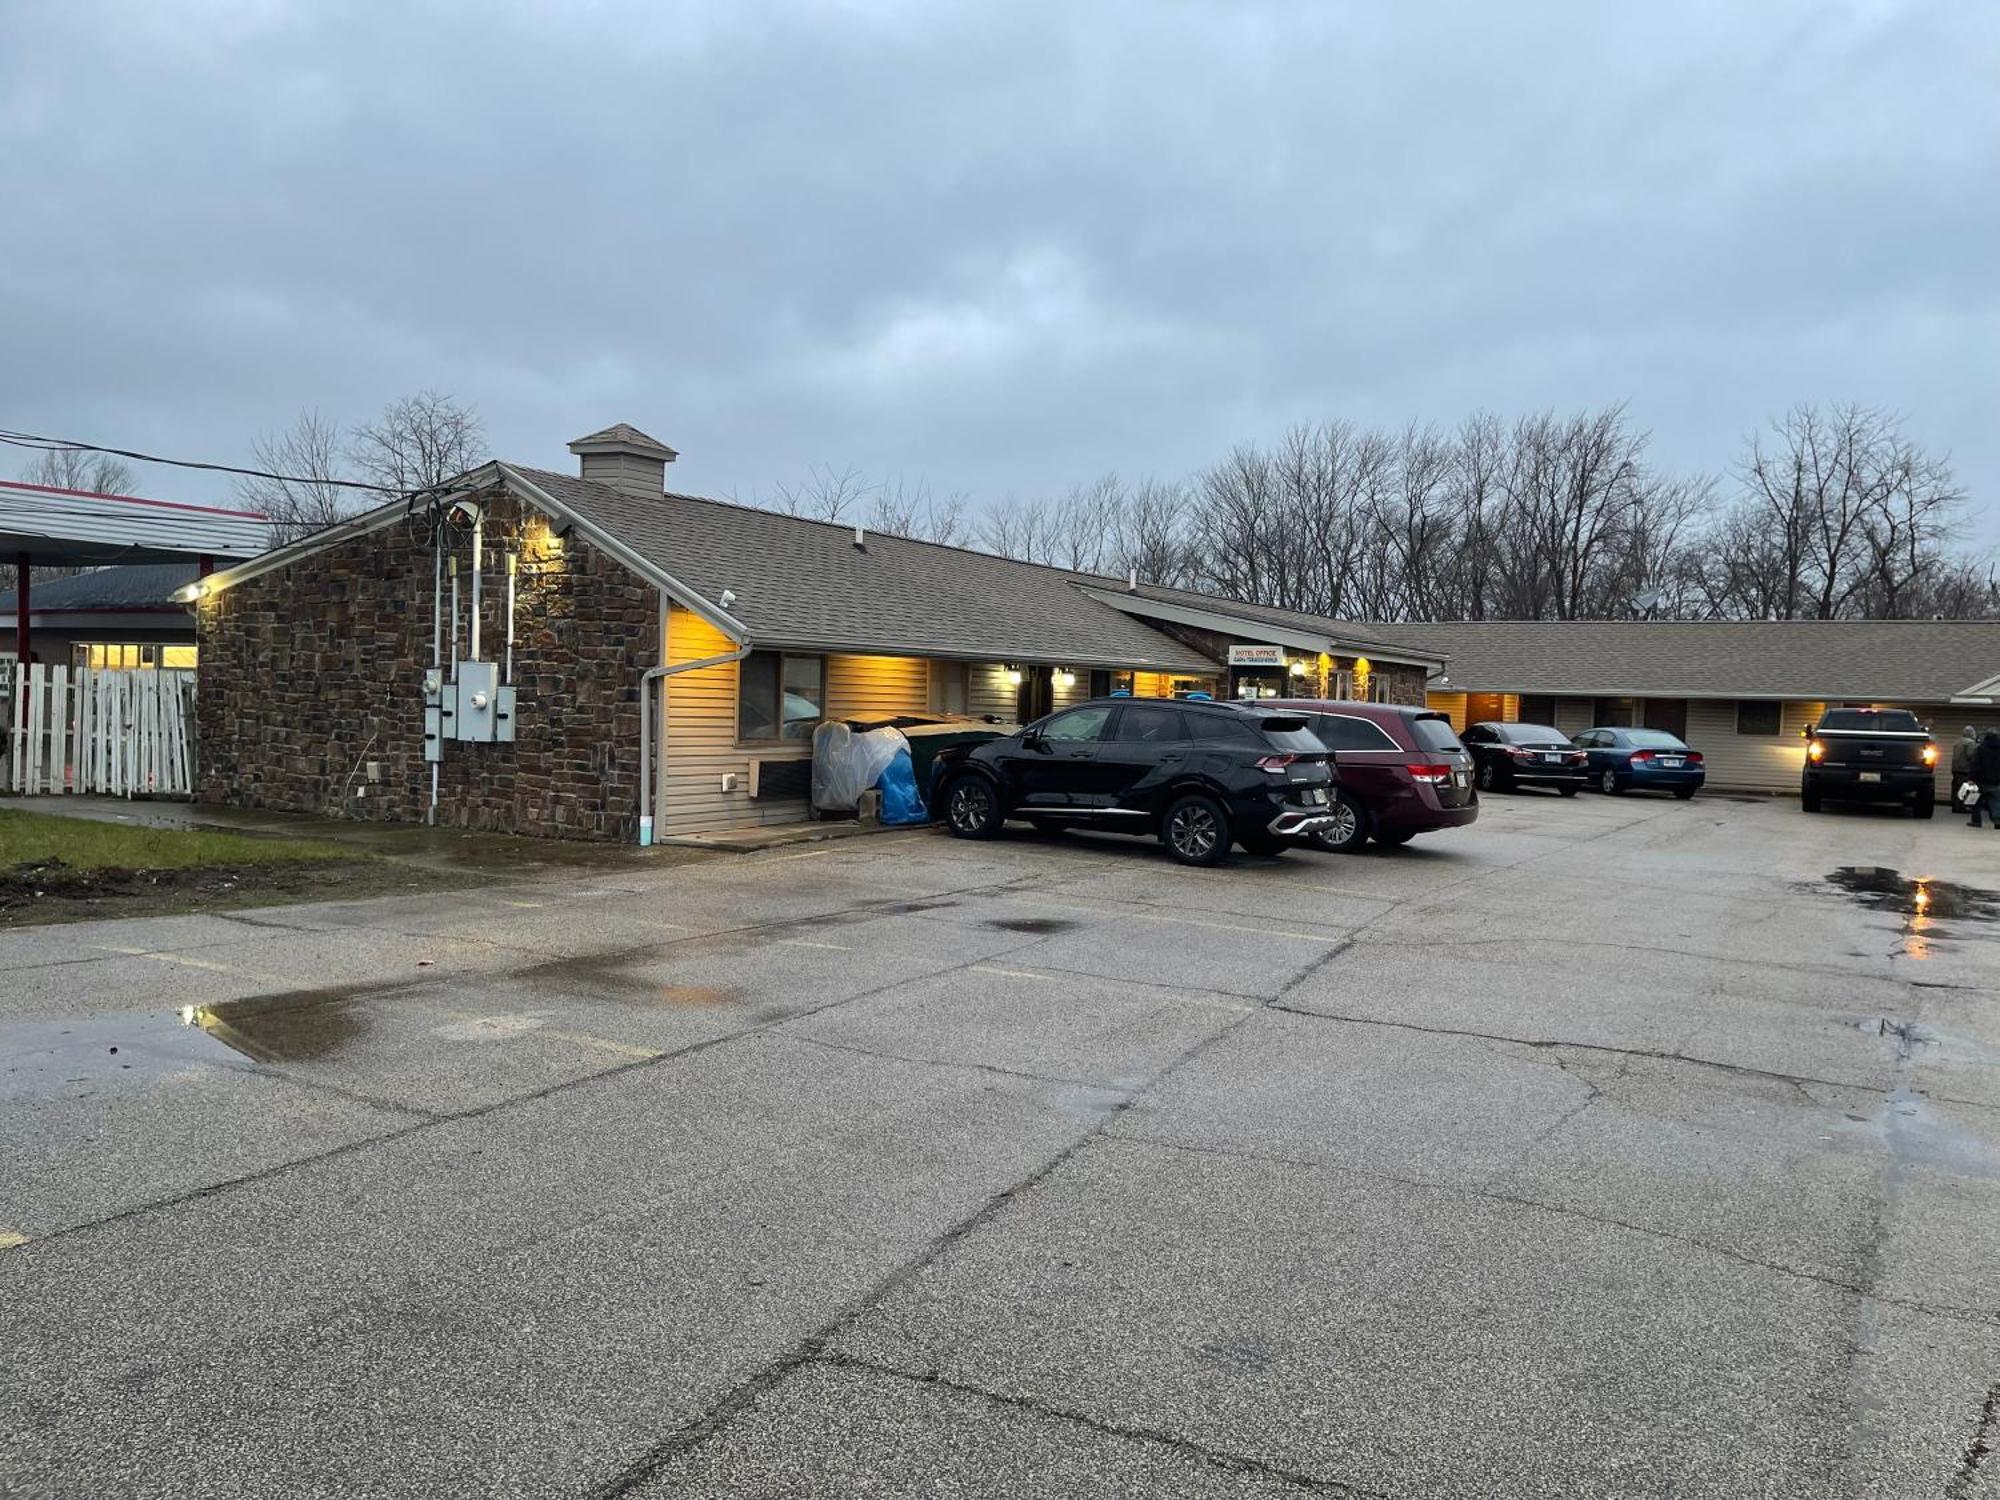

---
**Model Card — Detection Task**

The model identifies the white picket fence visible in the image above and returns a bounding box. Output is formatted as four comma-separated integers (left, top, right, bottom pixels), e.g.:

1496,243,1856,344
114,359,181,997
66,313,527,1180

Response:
4,665,198,796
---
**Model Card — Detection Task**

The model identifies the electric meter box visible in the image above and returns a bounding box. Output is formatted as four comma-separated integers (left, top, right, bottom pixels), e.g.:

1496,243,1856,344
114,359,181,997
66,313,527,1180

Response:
454,660,500,743
494,684,517,743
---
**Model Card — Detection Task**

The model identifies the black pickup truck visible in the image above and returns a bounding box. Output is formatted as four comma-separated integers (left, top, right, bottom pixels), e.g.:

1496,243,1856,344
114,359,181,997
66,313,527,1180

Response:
1801,708,1938,817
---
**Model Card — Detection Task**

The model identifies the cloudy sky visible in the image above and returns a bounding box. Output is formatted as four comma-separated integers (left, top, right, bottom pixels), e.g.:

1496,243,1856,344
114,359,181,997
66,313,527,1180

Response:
4,0,1995,536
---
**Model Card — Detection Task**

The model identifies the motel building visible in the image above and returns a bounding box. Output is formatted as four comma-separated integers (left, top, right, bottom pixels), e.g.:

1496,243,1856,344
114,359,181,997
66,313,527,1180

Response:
178,424,1998,842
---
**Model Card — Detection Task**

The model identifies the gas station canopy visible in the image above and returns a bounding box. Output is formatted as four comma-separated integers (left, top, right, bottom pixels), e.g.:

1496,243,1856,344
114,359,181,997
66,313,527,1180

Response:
1,479,273,567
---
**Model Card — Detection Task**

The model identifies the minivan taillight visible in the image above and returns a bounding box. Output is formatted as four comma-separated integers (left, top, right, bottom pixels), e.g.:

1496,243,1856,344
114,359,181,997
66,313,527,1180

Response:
1410,763,1453,784
1255,754,1295,774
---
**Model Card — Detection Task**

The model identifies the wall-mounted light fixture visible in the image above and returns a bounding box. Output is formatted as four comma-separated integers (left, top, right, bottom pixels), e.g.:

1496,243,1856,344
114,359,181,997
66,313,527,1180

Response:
171,580,206,604
1287,658,1307,677
1005,667,1024,687
1052,668,1075,689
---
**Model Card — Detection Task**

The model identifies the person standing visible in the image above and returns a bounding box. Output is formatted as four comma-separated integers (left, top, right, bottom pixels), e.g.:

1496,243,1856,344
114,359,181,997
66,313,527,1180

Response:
1952,724,1978,802
1970,730,2000,830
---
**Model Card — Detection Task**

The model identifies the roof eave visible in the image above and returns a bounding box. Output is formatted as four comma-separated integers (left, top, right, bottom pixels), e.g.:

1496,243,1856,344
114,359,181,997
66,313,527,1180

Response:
1076,585,1445,669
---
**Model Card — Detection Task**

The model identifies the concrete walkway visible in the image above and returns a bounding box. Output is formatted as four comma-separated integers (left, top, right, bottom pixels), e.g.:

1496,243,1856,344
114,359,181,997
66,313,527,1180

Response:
0,794,711,875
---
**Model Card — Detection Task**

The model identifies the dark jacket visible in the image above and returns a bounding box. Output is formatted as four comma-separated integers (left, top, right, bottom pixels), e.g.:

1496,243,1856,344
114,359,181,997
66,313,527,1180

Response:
1974,736,2000,787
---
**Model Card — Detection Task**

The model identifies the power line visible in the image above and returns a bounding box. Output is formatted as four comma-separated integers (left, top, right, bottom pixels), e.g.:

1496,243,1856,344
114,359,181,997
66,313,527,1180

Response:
0,427,401,495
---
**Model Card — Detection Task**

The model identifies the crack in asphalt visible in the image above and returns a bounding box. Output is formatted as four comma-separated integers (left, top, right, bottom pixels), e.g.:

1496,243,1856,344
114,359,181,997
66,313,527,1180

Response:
1101,1134,2000,1330
1947,1382,2000,1499
585,1002,1265,1499
1260,1000,1899,1097
768,1031,1108,1093
811,1351,1391,1497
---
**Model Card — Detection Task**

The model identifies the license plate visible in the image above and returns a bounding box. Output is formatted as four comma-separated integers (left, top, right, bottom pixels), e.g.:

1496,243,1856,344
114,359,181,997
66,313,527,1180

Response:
1859,771,1881,783
1542,753,1562,763
1660,758,1683,768
1304,787,1328,805
1453,771,1468,788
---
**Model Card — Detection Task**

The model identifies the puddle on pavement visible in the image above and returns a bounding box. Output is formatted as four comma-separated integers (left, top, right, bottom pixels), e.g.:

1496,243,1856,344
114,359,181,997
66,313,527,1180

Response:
1821,867,1999,955
0,1012,231,1102
512,949,742,1006
985,917,1079,935
183,988,370,1064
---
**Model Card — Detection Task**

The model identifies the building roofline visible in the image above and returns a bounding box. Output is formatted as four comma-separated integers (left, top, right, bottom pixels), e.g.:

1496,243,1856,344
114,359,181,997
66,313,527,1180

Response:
1076,584,1446,669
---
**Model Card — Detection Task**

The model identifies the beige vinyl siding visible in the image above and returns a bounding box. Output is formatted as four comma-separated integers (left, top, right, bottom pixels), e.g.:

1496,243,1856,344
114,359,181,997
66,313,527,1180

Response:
825,654,928,721
968,663,1017,721
1052,671,1089,710
1682,699,1821,793
1554,697,1595,736
1426,691,1467,732
659,607,806,836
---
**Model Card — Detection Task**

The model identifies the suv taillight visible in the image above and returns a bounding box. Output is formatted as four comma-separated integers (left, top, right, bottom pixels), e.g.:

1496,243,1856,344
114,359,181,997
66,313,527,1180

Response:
1410,763,1453,784
1255,754,1295,774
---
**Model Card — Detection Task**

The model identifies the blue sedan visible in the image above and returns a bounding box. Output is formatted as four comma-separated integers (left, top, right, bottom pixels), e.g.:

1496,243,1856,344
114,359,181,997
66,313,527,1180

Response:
1574,727,1706,799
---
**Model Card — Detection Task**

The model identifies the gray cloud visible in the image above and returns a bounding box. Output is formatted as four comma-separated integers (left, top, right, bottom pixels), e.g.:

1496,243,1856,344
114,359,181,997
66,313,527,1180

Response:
3,0,1994,537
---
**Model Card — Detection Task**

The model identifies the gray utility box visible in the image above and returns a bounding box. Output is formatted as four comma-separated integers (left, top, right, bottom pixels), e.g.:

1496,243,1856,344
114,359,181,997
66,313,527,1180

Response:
447,661,517,744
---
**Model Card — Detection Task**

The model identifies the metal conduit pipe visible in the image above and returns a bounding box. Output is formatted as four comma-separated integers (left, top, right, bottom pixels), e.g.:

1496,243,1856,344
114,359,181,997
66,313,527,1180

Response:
637,642,751,846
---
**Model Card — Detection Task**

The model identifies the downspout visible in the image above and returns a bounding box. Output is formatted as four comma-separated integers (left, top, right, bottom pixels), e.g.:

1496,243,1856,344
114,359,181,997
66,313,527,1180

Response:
637,615,751,846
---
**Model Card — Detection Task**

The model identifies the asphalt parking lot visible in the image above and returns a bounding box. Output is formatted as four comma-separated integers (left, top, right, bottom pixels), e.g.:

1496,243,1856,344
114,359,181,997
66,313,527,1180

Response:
4,791,1999,1498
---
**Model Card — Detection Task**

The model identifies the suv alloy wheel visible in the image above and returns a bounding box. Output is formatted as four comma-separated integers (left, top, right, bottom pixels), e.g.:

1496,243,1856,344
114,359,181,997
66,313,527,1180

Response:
944,777,1002,839
1161,793,1229,867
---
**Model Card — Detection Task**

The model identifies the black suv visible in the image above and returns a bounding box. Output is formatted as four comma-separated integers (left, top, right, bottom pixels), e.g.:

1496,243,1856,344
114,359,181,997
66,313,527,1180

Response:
929,698,1336,865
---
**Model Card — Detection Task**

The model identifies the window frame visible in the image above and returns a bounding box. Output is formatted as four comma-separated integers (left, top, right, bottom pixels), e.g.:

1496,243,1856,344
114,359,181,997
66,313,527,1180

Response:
1734,700,1781,737
1108,703,1188,743
1313,713,1403,752
1037,704,1115,744
736,649,827,745
928,659,970,715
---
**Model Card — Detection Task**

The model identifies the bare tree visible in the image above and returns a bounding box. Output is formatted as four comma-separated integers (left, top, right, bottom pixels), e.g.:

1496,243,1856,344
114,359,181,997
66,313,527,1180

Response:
772,464,871,522
865,476,971,545
234,409,352,542
348,390,485,495
978,496,1055,563
1110,477,1192,586
20,447,138,495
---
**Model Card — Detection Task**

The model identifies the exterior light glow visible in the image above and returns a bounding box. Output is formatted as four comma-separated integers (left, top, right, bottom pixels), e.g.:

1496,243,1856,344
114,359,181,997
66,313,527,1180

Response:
1005,668,1024,687
1287,659,1307,676
1053,668,1075,688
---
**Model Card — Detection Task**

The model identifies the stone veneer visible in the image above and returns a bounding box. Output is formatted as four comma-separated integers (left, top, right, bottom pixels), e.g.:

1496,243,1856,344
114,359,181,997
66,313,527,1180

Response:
196,485,660,841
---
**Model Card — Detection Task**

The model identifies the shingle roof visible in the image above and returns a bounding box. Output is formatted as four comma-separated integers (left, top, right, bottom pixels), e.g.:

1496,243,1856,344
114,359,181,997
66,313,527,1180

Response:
507,467,1222,673
0,562,200,613
1371,619,2000,702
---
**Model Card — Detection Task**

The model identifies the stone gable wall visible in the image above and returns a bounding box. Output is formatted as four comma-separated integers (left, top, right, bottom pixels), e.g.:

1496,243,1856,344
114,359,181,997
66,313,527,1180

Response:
195,485,659,840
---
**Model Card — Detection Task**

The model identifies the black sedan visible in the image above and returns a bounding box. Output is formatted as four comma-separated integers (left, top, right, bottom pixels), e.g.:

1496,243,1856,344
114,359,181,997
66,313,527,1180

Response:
929,697,1338,866
1461,721,1587,795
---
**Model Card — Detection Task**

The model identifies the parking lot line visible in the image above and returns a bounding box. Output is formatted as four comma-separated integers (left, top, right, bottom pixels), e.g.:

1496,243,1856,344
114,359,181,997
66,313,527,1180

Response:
781,939,855,951
0,1229,28,1250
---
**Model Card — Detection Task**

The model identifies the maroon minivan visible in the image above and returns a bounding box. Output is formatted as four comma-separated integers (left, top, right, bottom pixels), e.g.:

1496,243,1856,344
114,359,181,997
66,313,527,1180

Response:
1267,699,1479,852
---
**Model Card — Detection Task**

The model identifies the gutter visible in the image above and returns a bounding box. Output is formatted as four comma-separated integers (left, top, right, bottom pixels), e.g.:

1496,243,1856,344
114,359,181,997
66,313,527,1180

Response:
637,622,752,846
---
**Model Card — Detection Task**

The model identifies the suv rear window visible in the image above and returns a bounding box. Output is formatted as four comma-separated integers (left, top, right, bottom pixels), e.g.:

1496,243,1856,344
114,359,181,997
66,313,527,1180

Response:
1253,715,1325,753
1821,709,1923,732
1314,714,1402,751
1408,716,1463,753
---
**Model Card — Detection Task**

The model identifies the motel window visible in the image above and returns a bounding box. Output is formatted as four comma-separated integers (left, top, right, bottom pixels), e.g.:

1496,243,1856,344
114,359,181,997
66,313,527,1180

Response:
929,661,969,715
1736,700,1781,737
738,651,824,742
1518,696,1556,726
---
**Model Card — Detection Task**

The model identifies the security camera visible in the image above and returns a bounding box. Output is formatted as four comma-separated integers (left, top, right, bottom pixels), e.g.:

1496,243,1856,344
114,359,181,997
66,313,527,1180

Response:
719,588,737,610
447,497,486,530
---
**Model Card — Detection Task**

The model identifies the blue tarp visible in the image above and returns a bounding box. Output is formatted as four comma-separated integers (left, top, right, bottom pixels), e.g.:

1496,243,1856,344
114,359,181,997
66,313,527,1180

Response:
876,748,928,824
